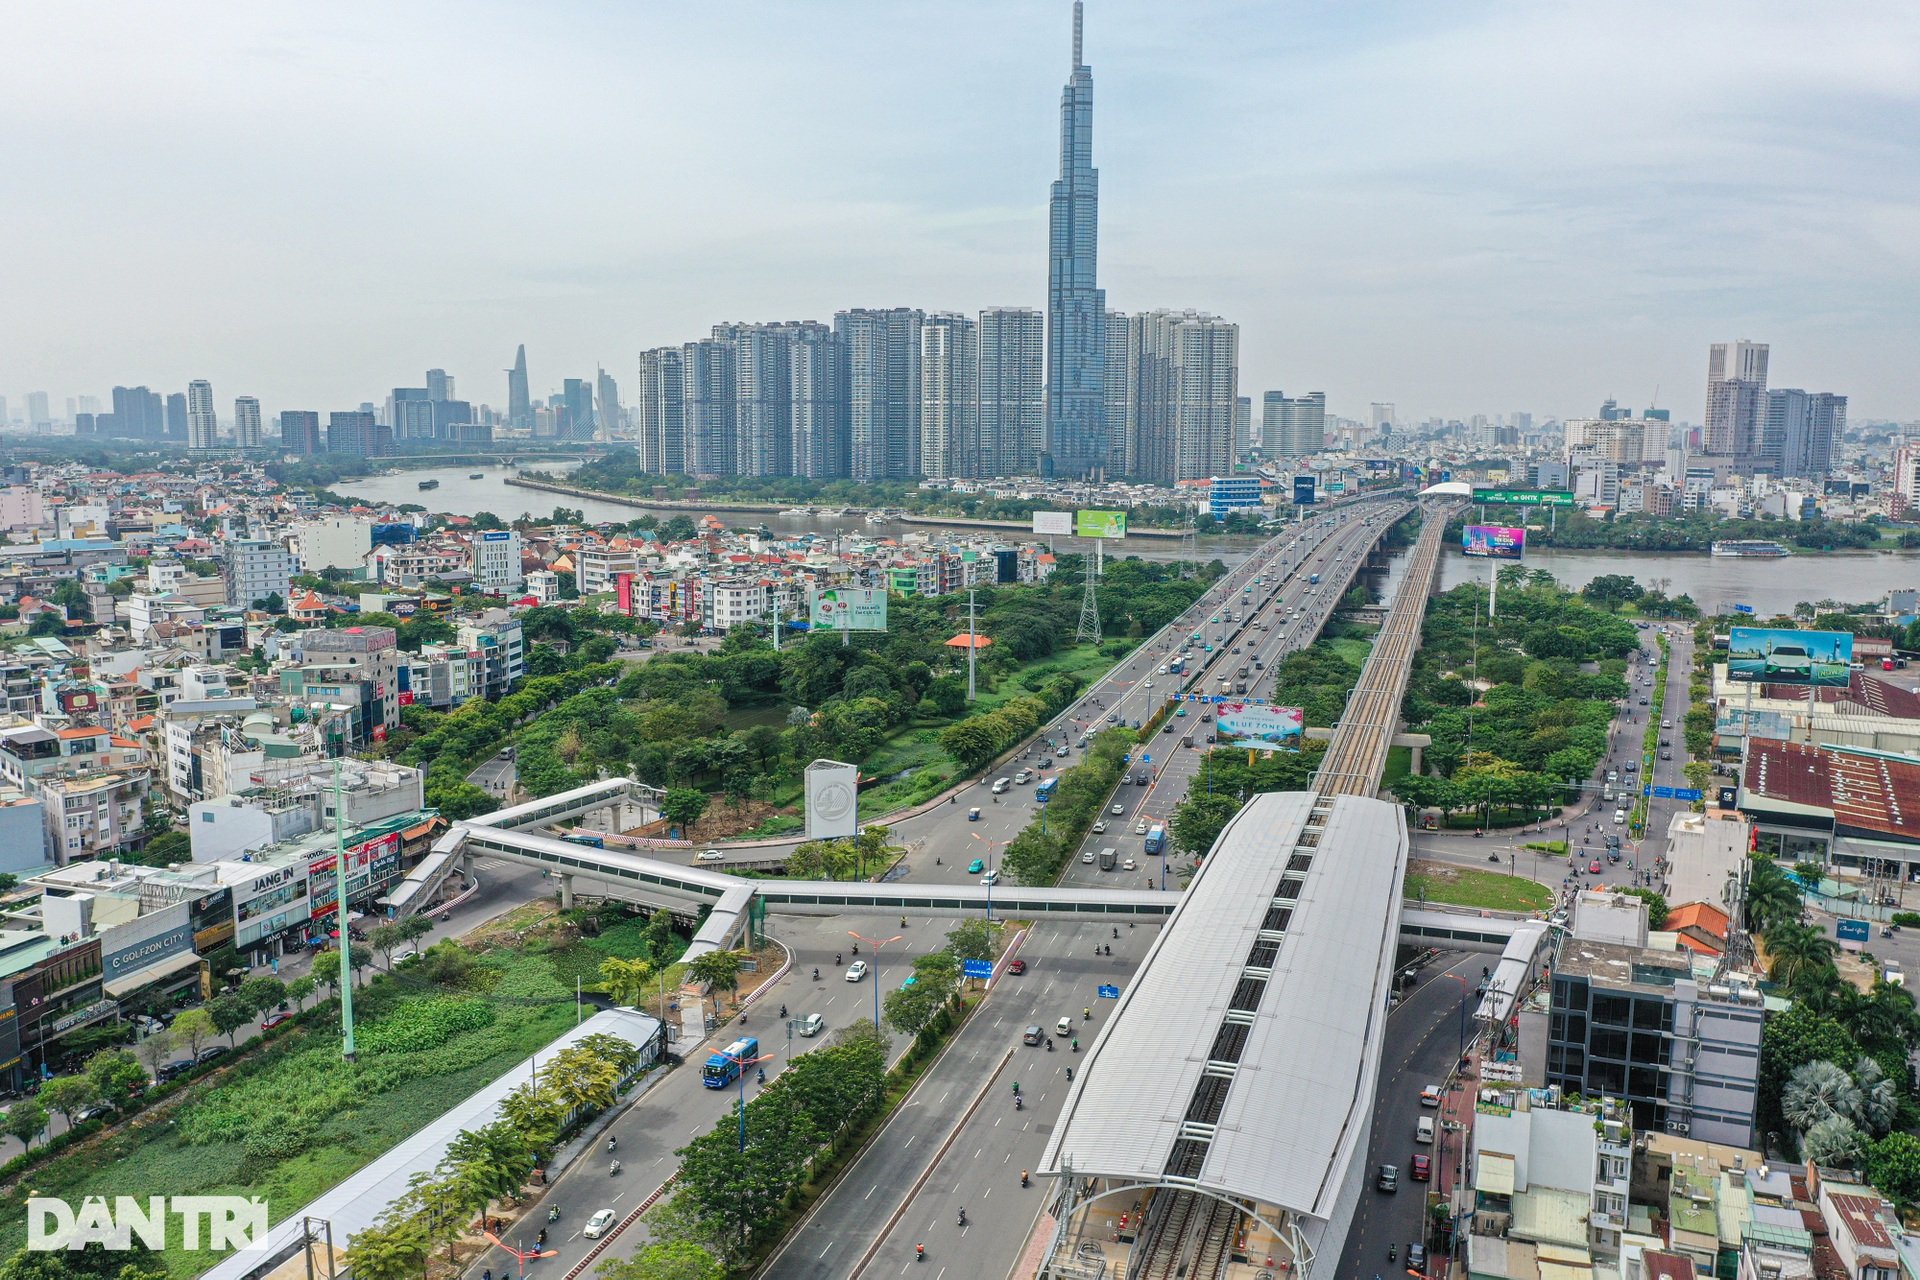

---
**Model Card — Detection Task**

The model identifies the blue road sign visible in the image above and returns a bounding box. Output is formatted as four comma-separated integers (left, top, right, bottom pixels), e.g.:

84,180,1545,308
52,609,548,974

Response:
963,959,994,980
1097,984,1121,999
1674,787,1703,801
1733,603,1755,615
1642,785,1652,797
1652,786,1676,799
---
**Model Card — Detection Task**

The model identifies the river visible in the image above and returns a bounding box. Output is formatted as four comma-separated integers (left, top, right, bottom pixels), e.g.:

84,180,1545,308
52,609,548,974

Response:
333,462,1273,566
1434,545,1918,615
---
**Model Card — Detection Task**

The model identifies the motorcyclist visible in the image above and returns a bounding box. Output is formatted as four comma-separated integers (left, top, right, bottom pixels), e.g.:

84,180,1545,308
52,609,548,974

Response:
1020,1170,1030,1187
607,1135,617,1151
813,967,820,981
779,1004,787,1019
610,1159,621,1174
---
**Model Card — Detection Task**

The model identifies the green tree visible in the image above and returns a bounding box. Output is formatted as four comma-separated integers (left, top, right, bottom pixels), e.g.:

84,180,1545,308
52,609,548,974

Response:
1619,888,1669,929
171,1007,216,1058
599,956,655,1007
339,1211,432,1280
687,950,743,1003
884,951,960,1037
443,1119,535,1211
85,1049,148,1109
1759,1003,1860,1145
2,1098,46,1150
286,974,318,1011
1766,921,1838,990
1746,858,1803,934
209,993,252,1047
0,1241,167,1280
1866,1132,1920,1207
239,975,287,1015
661,788,710,834
37,1075,98,1128
596,1241,725,1280
944,918,997,970
1171,793,1241,857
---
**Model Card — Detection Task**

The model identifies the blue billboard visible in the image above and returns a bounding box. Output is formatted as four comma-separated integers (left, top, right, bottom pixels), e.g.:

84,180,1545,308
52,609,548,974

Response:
1726,627,1852,687
1293,476,1316,506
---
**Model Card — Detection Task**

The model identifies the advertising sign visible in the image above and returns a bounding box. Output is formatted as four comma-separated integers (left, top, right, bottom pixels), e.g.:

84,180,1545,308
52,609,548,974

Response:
810,586,888,632
1727,627,1853,687
803,759,860,840
103,919,193,982
1213,701,1304,752
308,831,404,921
1293,476,1316,506
1031,511,1074,536
1074,510,1128,540
1462,524,1527,559
1714,706,1794,742
1365,459,1395,472
1837,919,1871,946
1471,487,1576,508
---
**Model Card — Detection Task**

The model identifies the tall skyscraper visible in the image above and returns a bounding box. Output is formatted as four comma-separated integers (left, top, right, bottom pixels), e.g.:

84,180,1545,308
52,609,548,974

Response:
562,377,596,441
1265,391,1326,457
1045,0,1106,478
110,386,157,438
164,391,188,440
683,339,738,475
1369,402,1396,435
789,326,848,479
1704,340,1768,458
25,392,49,427
637,347,687,474
391,387,434,440
425,368,453,402
327,411,385,457
1763,389,1845,479
1129,310,1238,484
715,323,797,476
596,367,623,439
837,307,922,480
1234,395,1252,458
507,344,532,428
233,396,262,449
186,379,218,450
980,307,1046,478
280,410,323,455
919,314,978,479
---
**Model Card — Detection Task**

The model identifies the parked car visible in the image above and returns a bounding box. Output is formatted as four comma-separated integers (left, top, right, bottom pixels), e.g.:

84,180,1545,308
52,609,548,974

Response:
195,1045,228,1066
156,1060,196,1084
696,848,726,862
1419,1083,1443,1107
260,1011,293,1031
1411,1153,1432,1181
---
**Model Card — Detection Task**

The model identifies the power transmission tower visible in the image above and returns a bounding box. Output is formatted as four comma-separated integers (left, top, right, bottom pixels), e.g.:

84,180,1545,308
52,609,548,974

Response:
1076,537,1102,643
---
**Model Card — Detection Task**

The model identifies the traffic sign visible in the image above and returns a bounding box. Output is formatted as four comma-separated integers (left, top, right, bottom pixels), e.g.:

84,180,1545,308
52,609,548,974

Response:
1097,984,1120,999
1673,787,1703,801
1642,785,1652,797
963,960,994,980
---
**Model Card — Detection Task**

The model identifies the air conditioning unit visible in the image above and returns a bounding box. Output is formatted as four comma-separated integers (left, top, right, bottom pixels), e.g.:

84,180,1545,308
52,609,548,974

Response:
1670,1122,1690,1134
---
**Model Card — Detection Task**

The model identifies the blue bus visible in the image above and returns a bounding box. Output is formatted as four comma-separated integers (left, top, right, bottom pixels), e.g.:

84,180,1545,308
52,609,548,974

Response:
1144,824,1167,855
561,831,605,849
1035,777,1058,804
702,1036,759,1089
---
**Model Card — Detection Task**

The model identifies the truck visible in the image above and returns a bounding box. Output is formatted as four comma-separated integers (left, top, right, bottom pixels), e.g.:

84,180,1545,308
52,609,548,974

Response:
1308,572,1321,585
1098,847,1118,871
1144,824,1167,855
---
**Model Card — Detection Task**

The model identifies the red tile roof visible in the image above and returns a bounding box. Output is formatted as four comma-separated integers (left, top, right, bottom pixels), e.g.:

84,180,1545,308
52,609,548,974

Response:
1643,1252,1697,1280
1745,740,1920,841
1829,1191,1896,1251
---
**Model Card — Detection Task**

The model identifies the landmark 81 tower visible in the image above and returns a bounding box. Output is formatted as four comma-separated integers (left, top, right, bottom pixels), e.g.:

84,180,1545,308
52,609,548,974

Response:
1045,1,1107,478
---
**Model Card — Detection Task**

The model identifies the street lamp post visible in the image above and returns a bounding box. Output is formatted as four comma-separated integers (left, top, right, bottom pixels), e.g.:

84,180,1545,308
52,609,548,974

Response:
972,833,1003,921
847,929,903,1032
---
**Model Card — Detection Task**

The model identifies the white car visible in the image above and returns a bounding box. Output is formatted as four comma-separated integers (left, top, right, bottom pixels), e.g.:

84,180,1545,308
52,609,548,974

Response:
845,960,869,982
584,1209,618,1239
696,848,726,862
981,870,999,887
1091,819,1108,833
1082,850,1095,864
1134,819,1149,835
1142,679,1154,689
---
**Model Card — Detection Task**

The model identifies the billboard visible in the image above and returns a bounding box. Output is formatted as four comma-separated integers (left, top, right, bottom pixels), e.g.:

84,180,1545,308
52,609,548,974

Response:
1471,487,1576,508
1074,510,1128,539
1293,476,1316,506
1462,525,1527,559
1365,459,1395,472
1213,701,1305,752
1727,627,1853,687
811,586,888,632
804,759,860,840
1032,511,1074,536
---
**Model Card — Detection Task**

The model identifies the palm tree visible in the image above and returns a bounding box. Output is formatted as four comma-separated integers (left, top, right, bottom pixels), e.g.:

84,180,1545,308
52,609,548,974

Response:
1745,861,1803,933
1800,1115,1866,1167
1765,921,1838,990
1853,1058,1900,1136
1782,1060,1859,1133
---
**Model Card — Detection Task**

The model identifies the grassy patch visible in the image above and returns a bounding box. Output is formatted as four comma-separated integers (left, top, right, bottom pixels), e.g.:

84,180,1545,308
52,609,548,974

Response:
1326,636,1375,668
1383,745,1412,787
1405,862,1553,913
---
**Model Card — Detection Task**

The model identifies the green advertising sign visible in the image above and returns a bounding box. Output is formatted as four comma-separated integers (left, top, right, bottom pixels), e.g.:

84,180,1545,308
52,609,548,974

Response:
1075,510,1128,539
1471,488,1576,508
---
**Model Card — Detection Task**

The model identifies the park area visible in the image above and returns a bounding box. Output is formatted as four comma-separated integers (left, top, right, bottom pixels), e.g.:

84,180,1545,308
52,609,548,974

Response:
1405,860,1553,914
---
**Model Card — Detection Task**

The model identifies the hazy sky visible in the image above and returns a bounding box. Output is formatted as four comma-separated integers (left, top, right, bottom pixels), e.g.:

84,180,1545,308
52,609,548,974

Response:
5,1,1918,426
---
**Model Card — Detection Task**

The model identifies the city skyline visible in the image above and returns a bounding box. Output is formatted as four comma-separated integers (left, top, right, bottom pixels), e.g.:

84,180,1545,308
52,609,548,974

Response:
2,2,1916,424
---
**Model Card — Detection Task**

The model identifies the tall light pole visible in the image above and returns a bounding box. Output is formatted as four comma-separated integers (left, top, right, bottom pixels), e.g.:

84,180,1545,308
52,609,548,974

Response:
972,833,1004,921
847,929,903,1032
719,1043,776,1152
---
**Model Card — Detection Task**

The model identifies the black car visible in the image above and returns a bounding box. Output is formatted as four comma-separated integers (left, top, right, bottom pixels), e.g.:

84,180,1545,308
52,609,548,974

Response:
1407,1243,1428,1272
156,1059,196,1083
195,1045,228,1066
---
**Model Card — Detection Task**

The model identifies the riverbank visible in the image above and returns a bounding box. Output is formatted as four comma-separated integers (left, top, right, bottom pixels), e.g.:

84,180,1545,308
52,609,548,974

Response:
502,475,1188,538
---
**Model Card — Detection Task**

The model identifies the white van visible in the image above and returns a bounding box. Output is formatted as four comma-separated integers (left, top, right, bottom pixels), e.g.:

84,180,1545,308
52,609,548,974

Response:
1416,1115,1435,1144
992,777,1012,794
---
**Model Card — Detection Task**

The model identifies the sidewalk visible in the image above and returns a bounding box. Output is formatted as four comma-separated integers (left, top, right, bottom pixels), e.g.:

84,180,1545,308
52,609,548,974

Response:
1437,1046,1483,1278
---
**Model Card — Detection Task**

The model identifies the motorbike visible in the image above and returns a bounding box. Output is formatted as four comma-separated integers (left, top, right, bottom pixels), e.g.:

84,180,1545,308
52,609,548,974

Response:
779,1004,787,1019
813,968,820,981
548,1206,560,1223
1020,1171,1030,1187
1015,1095,1023,1111
607,1136,617,1151
610,1160,621,1175
957,1210,968,1228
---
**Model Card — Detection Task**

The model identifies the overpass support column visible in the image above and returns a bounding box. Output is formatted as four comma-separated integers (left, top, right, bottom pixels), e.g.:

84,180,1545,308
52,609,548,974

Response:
557,873,575,910
1408,742,1423,775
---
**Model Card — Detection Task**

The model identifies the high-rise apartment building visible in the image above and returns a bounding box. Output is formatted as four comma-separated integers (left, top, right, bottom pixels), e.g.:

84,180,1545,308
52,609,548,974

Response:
186,379,218,450
1264,391,1326,457
715,323,796,476
636,347,687,474
326,411,386,458
789,325,848,480
1704,340,1768,459
596,367,623,439
683,339,738,475
1233,396,1252,459
980,307,1046,478
25,392,49,427
225,537,292,608
919,314,978,479
506,344,532,428
110,385,162,439
1760,389,1844,479
1102,309,1138,476
837,307,922,480
164,391,188,440
1369,402,1396,434
1893,445,1920,516
1128,310,1239,484
1045,2,1106,479
280,410,323,455
233,396,262,449
425,368,453,401
559,377,594,441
